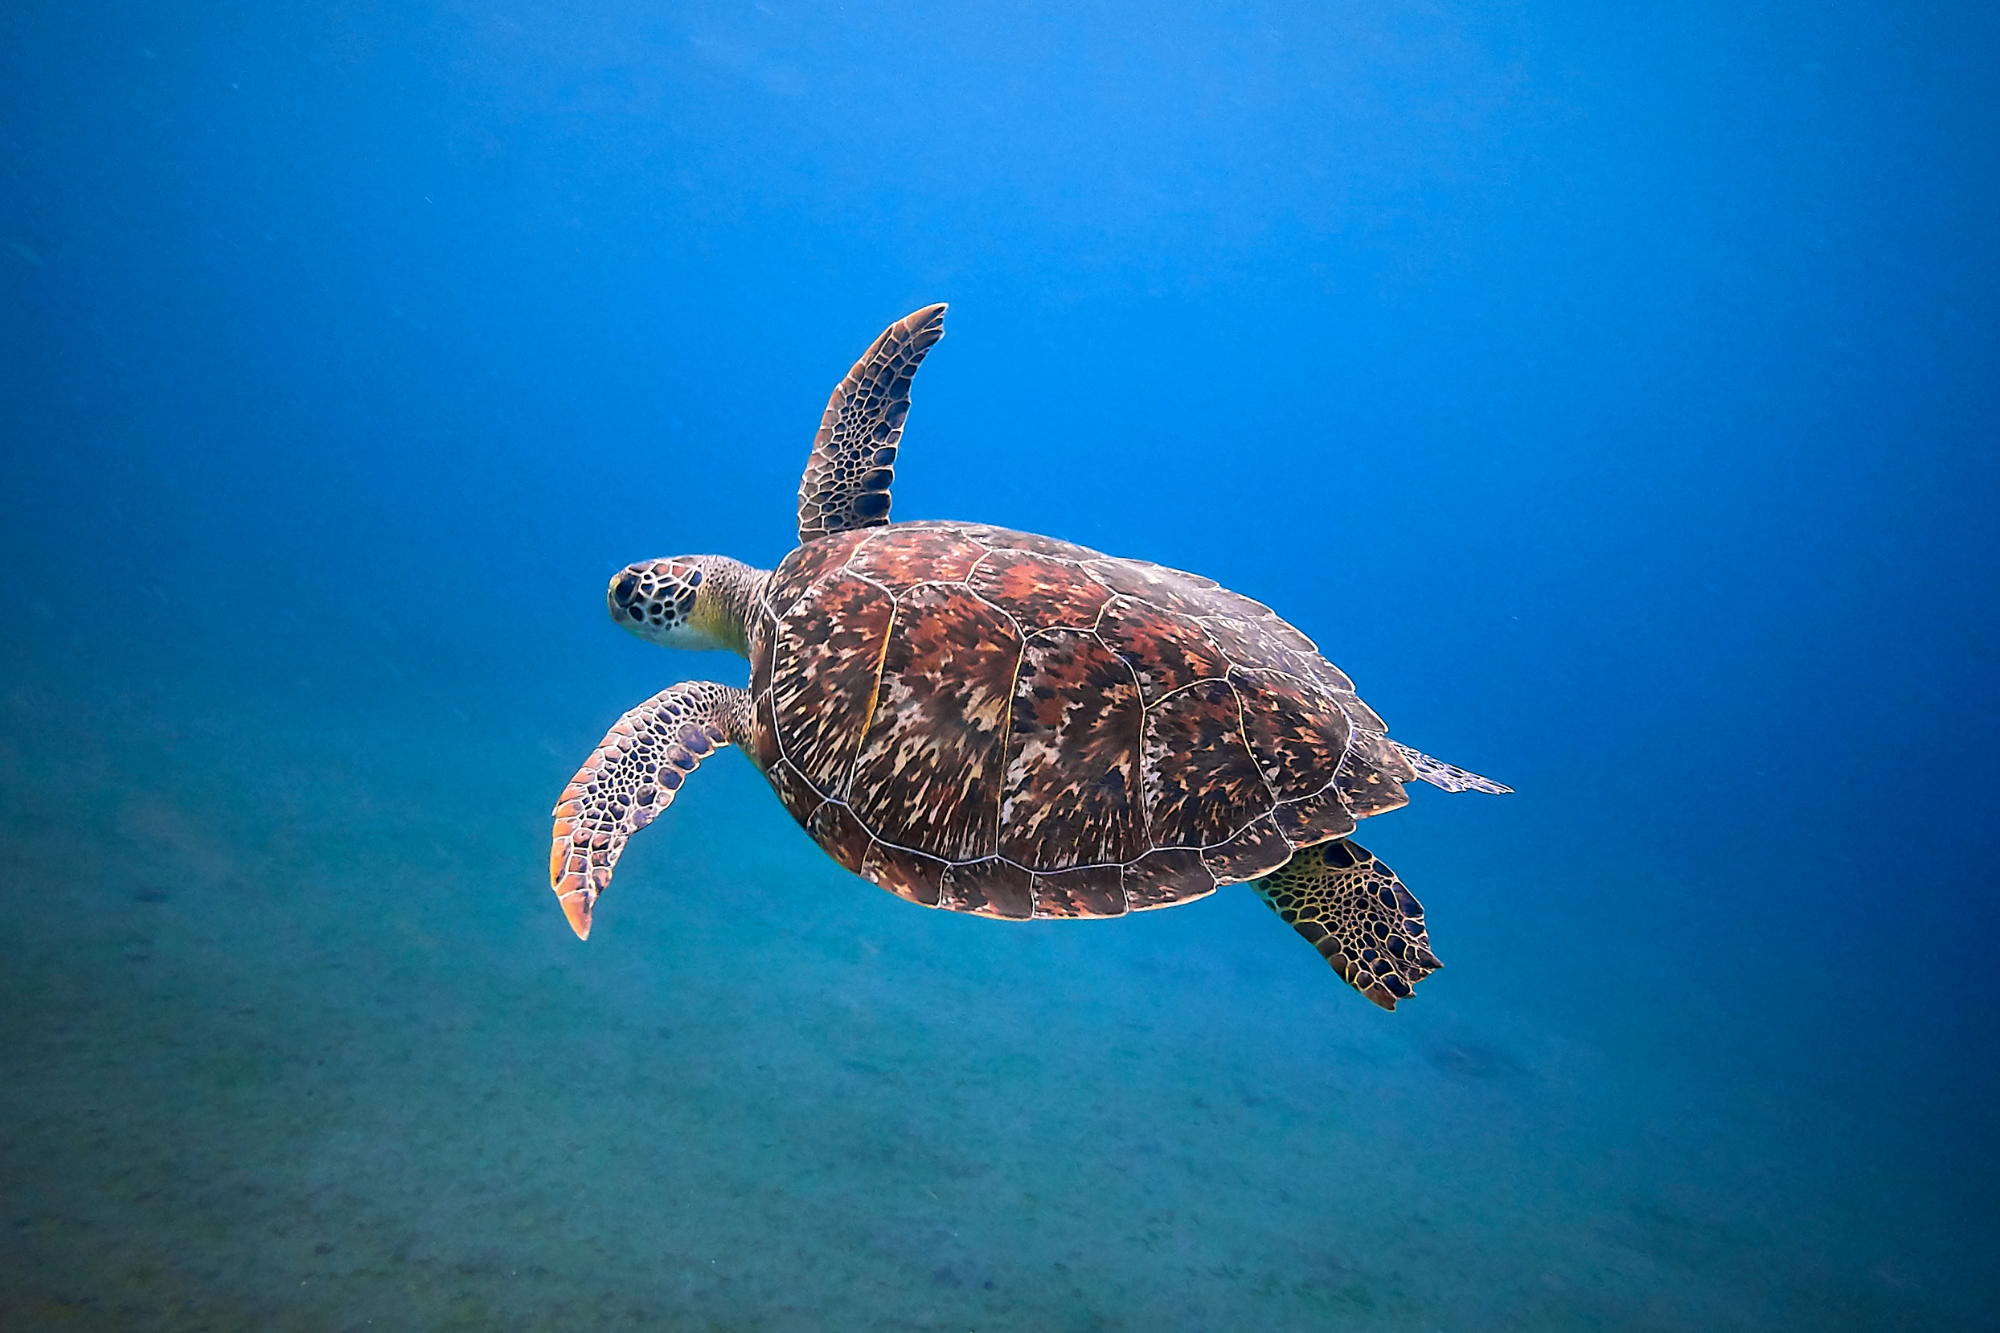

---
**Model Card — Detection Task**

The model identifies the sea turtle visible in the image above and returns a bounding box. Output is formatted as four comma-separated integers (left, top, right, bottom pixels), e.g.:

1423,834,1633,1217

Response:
550,304,1508,1009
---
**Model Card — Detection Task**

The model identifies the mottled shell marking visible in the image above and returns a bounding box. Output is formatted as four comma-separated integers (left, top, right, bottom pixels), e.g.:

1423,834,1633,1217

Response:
1000,629,1147,870
849,582,1018,861
751,521,1417,920
766,572,894,798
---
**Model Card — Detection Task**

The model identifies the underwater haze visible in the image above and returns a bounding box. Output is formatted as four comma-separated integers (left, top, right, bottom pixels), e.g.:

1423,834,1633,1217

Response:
3,0,1996,1328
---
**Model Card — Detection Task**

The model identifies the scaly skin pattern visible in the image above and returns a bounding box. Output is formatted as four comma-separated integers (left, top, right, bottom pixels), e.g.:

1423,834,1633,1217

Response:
746,520,1423,921
795,304,946,541
549,681,749,938
1252,839,1441,1011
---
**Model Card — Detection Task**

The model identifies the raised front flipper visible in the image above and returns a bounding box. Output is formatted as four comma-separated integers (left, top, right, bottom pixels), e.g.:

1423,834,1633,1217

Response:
1253,839,1441,1010
550,681,751,939
1392,741,1512,794
796,303,947,541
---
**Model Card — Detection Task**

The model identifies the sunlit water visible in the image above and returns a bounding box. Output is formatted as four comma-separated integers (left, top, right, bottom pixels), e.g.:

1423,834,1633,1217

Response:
3,1,1994,1328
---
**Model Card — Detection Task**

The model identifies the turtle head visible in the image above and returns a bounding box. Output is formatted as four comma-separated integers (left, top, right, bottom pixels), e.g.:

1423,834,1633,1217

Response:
607,556,757,656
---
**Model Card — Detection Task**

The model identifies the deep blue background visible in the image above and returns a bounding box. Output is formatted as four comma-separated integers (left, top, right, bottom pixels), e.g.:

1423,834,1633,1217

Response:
4,0,1996,1327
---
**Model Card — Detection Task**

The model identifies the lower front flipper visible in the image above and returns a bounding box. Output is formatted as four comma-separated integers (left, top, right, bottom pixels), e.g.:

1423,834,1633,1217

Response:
550,680,750,939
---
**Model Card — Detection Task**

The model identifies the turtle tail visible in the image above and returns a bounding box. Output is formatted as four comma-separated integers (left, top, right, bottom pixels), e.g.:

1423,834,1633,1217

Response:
1392,742,1511,794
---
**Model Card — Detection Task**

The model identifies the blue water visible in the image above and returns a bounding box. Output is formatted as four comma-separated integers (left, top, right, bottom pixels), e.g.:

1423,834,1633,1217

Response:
4,1,1995,1328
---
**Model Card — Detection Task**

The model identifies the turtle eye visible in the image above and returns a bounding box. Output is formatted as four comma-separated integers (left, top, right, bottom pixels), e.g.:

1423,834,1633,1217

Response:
613,574,638,606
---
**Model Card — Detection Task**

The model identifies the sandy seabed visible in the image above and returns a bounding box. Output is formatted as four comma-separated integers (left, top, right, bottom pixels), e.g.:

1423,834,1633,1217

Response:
0,678,1977,1332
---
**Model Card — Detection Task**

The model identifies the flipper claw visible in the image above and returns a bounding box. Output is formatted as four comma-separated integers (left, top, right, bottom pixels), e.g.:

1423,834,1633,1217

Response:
557,885,595,940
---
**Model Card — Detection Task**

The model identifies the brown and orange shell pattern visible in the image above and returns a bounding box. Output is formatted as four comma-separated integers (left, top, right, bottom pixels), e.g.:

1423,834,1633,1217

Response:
746,520,1423,921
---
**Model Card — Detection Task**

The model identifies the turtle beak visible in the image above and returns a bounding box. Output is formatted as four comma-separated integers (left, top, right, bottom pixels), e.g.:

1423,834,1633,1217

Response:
557,887,594,940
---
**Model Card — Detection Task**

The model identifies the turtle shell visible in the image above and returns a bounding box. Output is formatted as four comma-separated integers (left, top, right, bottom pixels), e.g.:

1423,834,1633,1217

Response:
746,522,1419,920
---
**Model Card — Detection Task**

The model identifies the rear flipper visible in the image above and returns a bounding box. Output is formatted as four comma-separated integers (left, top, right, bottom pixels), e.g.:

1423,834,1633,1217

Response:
1253,839,1441,1010
1393,741,1512,794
